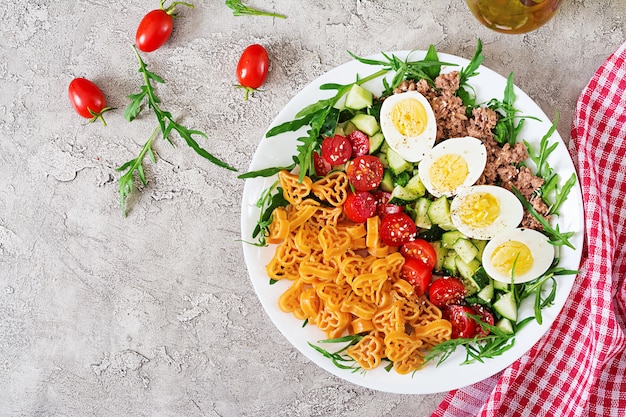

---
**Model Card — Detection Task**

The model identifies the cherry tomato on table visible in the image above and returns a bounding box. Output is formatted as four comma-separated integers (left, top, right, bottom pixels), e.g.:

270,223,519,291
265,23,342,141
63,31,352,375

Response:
400,239,437,270
236,44,269,100
343,190,377,223
427,276,466,308
379,212,417,246
321,135,352,166
346,155,384,191
68,78,113,126
135,2,194,52
443,304,477,339
400,258,433,296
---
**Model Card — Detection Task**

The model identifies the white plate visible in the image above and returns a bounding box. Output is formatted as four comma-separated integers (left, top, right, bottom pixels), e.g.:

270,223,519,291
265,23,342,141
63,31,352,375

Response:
240,51,584,394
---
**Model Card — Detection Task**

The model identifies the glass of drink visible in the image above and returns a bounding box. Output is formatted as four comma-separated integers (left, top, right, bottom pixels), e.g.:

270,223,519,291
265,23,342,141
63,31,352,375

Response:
466,0,564,34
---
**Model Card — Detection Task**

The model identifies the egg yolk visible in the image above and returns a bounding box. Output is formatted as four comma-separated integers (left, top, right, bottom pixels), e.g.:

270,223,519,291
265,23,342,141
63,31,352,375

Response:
490,241,534,277
390,98,428,136
429,154,469,192
459,192,500,227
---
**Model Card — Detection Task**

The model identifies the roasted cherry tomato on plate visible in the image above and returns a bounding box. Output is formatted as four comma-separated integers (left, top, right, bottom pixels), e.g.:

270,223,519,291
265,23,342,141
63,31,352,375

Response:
236,44,269,100
428,276,466,308
379,212,417,246
346,130,370,158
400,239,437,270
400,258,433,296
470,304,495,337
444,304,477,339
346,155,384,191
68,78,113,126
373,191,404,218
343,190,376,223
135,2,193,52
321,135,352,166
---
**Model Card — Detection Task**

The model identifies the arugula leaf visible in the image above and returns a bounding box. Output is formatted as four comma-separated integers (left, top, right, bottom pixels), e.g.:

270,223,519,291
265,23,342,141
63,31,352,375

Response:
225,0,286,18
459,39,484,87
117,46,236,215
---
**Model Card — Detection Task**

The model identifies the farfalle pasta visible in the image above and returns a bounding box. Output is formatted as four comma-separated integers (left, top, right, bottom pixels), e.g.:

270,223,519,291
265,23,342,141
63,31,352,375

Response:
267,170,452,374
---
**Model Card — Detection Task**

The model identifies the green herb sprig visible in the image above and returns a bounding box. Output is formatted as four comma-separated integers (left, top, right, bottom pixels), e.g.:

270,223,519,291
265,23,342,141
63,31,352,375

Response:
308,334,366,372
225,0,286,18
117,46,236,215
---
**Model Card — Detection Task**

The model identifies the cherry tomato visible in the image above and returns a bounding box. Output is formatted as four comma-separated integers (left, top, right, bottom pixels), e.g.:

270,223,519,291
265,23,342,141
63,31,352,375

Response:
443,305,477,339
428,276,466,308
400,239,437,270
400,258,433,296
346,155,384,191
379,212,417,246
346,130,370,158
471,304,495,337
343,191,377,223
321,135,352,166
136,9,173,52
68,78,112,125
373,191,404,218
313,151,332,177
236,44,269,100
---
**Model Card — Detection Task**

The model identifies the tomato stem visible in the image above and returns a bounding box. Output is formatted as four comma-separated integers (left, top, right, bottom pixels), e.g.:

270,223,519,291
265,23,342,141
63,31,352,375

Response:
161,0,194,16
88,106,115,127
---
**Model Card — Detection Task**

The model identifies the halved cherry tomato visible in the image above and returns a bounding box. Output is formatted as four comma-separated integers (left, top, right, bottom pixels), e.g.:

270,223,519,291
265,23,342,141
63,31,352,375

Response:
400,239,437,270
443,304,477,339
321,135,352,166
346,130,370,158
372,191,404,218
236,44,269,100
313,151,332,176
136,9,174,52
68,78,112,125
343,191,377,223
379,212,417,246
427,276,466,308
401,258,433,296
346,155,384,191
471,304,495,337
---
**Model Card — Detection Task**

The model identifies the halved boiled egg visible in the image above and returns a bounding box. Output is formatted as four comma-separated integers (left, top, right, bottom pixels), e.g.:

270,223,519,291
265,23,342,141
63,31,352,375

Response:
418,136,487,197
450,185,523,240
482,228,555,284
379,91,437,162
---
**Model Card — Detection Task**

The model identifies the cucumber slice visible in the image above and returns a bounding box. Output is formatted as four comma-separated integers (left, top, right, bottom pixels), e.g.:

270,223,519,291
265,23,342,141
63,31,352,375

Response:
368,132,385,154
414,197,432,229
441,230,465,249
350,113,379,136
443,251,458,276
455,257,481,294
495,318,514,334
405,174,426,196
345,84,373,110
493,279,510,291
472,238,488,260
452,238,479,264
427,196,452,226
380,169,395,192
431,241,447,272
386,147,412,176
477,279,494,302
493,292,518,321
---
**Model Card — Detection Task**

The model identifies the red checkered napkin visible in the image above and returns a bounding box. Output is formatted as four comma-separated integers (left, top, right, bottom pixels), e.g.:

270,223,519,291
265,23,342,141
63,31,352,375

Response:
432,41,626,417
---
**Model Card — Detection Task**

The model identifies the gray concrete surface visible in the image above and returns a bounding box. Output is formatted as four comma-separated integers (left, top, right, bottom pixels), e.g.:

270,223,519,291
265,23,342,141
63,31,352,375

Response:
1,1,625,416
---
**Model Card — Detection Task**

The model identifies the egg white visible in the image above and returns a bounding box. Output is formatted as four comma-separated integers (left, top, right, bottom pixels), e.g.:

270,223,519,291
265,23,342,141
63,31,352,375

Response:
482,228,555,284
418,136,487,197
379,91,437,163
450,185,524,240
